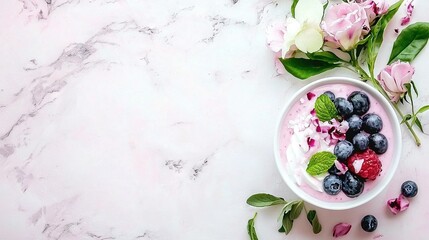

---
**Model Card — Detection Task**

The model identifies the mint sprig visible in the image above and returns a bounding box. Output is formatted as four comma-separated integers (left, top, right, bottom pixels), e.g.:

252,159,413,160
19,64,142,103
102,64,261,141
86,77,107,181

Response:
315,94,338,122
306,151,337,176
246,194,322,237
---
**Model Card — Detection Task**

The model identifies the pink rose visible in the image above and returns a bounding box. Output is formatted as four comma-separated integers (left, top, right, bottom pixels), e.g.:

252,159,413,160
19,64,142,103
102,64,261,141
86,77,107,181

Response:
322,3,370,50
377,61,415,102
358,0,389,23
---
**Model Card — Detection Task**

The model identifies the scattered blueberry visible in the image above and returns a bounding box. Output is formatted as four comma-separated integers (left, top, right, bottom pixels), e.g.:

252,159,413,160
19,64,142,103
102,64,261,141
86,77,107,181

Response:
323,174,342,195
341,171,364,198
348,91,370,115
334,140,354,162
352,133,369,152
401,180,418,198
334,98,354,118
346,114,363,134
361,215,378,232
324,91,335,102
362,113,383,134
369,133,388,154
328,164,340,175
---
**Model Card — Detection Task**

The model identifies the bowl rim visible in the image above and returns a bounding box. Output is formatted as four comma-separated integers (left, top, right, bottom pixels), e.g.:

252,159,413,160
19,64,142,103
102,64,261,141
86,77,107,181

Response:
274,76,402,210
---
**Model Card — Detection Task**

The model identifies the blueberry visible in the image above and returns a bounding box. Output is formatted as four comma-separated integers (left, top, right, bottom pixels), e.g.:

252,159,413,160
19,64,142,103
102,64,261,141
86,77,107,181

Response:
348,91,370,115
361,215,378,232
328,164,340,175
362,113,383,134
346,115,363,134
323,174,342,195
401,180,418,198
352,133,369,152
369,133,388,154
341,171,364,198
334,140,354,162
324,91,335,102
334,98,354,118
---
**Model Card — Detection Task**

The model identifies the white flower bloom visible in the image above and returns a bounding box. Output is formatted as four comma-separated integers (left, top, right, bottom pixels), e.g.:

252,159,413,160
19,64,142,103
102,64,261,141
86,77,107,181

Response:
281,0,324,57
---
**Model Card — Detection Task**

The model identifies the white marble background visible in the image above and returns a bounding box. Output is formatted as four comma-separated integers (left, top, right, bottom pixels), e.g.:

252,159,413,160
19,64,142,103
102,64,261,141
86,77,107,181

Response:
1,0,428,239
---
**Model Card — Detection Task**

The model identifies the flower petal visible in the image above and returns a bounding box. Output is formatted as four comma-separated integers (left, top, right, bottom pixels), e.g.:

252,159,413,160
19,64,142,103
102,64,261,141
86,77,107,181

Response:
294,26,323,53
333,222,352,238
295,0,324,25
387,194,410,214
282,18,301,57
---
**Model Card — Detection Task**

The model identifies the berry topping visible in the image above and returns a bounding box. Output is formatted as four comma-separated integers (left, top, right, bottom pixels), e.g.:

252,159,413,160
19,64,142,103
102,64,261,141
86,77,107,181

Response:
401,180,418,198
347,149,382,180
361,215,378,232
334,97,354,118
348,91,370,115
328,164,340,175
334,140,354,162
324,91,335,102
346,114,363,134
323,174,342,195
352,133,369,152
369,133,388,154
341,171,364,198
362,113,383,134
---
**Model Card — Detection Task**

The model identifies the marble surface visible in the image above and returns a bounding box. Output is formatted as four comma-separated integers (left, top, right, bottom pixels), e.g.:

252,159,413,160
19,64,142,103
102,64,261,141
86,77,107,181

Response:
1,0,429,239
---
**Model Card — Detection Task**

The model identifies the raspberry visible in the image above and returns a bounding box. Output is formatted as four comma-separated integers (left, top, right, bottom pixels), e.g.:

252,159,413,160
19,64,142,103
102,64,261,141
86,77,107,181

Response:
347,149,382,180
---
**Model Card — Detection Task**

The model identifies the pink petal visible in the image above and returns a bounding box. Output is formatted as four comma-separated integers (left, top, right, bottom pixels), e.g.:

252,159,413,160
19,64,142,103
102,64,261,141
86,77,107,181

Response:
307,137,316,148
333,222,352,238
387,194,410,215
310,109,316,116
334,160,348,174
400,0,414,26
307,92,316,100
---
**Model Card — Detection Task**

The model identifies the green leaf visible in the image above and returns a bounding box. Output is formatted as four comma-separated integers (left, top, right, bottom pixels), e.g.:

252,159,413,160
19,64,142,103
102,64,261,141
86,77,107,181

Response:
277,201,296,221
307,51,343,63
401,114,412,124
278,225,285,233
389,22,429,64
411,81,419,97
282,214,294,235
289,201,304,220
246,193,287,207
415,117,424,132
315,94,339,122
367,0,404,73
291,0,299,18
416,105,429,115
279,58,339,80
247,213,259,240
307,210,322,234
306,151,337,176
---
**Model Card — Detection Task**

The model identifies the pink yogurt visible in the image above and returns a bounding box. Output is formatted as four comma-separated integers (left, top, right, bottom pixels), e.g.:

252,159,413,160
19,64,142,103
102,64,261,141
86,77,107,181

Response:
279,83,394,202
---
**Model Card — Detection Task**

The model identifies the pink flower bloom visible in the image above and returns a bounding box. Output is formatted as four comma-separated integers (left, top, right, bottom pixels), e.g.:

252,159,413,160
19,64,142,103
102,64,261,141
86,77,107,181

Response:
377,61,415,102
333,222,352,238
387,194,410,214
322,2,370,50
401,0,414,26
358,0,389,23
266,21,295,74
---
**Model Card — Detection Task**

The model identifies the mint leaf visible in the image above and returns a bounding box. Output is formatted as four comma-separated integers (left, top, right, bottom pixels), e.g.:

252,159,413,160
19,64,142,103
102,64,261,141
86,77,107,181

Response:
389,22,429,64
246,193,287,207
277,201,296,221
307,210,322,234
315,94,338,122
306,151,337,176
247,213,259,240
289,201,304,220
282,214,294,235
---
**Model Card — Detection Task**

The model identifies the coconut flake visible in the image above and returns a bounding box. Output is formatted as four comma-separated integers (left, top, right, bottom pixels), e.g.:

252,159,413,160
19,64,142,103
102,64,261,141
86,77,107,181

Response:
387,194,410,215
352,159,364,173
333,222,352,238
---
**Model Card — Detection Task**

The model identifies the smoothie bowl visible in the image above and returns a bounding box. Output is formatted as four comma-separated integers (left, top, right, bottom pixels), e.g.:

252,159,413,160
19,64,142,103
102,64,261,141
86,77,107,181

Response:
274,77,401,210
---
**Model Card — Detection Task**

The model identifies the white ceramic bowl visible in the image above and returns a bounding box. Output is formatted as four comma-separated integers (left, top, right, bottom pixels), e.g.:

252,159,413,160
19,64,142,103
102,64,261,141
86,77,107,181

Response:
274,77,401,210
